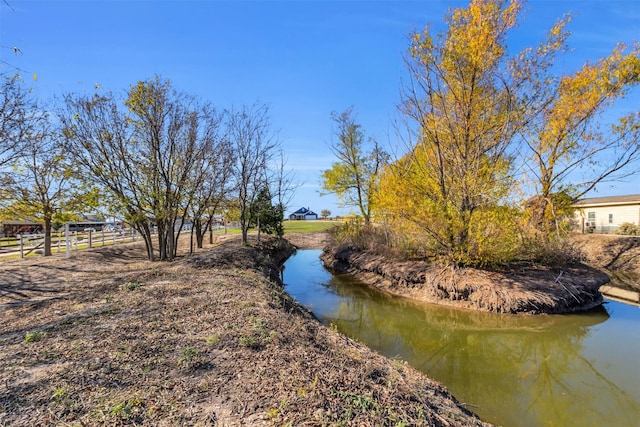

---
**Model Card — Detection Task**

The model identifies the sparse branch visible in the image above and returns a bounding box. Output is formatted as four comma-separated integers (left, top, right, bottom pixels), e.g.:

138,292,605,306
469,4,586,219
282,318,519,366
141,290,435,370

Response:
227,103,280,244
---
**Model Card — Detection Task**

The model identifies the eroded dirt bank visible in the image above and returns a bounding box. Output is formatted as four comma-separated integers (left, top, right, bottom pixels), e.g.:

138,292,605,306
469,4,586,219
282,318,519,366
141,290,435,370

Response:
570,234,640,292
321,243,609,314
0,235,489,426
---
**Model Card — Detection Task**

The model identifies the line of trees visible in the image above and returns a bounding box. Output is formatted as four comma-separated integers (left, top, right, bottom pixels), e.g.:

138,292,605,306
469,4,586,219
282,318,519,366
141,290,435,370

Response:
322,0,640,266
1,75,291,260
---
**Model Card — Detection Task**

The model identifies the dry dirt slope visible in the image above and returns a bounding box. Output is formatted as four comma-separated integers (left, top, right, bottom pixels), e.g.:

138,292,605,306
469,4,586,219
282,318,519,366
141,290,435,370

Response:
0,236,489,426
569,234,640,291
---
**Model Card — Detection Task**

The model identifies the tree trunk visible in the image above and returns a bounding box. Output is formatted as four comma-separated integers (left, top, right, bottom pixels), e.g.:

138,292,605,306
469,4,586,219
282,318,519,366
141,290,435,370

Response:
157,221,167,261
137,222,155,261
240,209,249,244
169,224,177,261
44,216,52,256
195,221,205,249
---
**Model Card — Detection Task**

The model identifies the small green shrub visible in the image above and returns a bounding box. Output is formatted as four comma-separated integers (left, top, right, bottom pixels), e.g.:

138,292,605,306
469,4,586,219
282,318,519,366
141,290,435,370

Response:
123,281,141,291
25,331,45,343
616,222,640,236
179,347,198,365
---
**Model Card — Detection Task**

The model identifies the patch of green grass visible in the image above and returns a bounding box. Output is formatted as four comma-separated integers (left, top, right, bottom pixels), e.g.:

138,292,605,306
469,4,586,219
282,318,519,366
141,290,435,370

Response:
178,347,198,365
239,316,276,348
332,390,380,422
339,391,378,411
51,387,66,401
108,398,143,417
283,220,340,233
204,334,220,345
250,316,267,331
25,331,45,343
123,281,141,291
239,335,257,347
50,387,73,407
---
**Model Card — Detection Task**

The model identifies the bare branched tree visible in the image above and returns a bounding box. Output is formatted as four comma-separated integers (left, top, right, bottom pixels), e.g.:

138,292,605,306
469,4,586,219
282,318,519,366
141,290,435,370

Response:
60,77,215,261
187,108,235,251
0,74,34,170
227,104,279,244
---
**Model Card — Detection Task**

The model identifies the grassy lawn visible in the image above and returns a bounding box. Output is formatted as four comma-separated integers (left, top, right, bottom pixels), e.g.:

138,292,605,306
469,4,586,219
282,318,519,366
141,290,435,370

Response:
283,220,340,233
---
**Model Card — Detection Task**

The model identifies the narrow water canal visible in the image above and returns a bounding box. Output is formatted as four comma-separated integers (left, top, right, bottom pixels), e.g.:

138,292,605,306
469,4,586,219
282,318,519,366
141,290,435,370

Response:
283,250,640,427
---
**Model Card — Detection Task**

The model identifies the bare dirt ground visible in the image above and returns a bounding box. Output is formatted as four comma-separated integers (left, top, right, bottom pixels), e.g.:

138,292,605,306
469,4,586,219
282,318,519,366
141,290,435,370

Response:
0,233,488,426
284,232,332,250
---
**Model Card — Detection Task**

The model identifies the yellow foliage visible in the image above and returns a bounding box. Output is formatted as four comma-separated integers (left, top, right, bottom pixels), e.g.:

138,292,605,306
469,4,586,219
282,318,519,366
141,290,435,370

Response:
380,0,638,264
542,44,640,148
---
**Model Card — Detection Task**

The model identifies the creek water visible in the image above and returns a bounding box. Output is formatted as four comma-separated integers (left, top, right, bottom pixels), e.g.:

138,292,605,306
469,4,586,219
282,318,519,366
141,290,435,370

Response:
283,249,640,427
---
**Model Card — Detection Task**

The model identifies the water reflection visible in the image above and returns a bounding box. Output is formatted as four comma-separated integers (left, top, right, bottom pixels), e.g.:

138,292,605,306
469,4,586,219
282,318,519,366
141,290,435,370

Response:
284,250,640,427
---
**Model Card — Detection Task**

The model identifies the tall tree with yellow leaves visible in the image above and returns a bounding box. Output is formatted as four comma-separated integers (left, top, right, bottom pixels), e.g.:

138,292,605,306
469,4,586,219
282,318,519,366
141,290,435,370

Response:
521,42,640,233
380,0,523,264
378,0,640,264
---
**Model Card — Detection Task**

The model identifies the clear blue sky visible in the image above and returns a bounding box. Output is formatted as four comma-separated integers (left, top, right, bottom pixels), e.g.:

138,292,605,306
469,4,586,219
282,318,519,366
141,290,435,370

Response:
1,0,638,216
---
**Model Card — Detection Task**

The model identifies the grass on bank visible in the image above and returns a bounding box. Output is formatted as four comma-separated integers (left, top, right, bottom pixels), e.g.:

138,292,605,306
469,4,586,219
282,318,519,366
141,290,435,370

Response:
283,219,340,233
187,218,339,235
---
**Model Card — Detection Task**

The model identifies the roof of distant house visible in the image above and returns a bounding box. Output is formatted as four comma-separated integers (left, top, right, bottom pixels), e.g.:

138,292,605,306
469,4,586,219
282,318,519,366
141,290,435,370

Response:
574,194,640,207
290,207,317,215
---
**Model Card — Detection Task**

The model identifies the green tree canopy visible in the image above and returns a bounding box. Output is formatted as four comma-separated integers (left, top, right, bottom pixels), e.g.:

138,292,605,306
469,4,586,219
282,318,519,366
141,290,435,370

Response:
321,107,387,225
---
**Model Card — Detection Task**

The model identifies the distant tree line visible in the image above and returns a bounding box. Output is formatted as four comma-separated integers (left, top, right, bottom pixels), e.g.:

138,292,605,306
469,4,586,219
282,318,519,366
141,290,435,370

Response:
0,75,292,260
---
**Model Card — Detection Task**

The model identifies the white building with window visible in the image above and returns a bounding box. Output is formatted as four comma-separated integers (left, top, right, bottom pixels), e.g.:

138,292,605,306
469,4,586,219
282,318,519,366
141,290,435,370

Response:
573,194,640,233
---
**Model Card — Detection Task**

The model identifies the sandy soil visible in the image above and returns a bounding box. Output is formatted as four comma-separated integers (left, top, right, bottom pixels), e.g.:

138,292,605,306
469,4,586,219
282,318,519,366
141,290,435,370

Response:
0,233,488,426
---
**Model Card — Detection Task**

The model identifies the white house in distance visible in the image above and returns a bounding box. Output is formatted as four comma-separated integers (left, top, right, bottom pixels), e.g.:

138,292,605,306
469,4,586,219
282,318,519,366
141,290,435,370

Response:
289,207,318,221
573,194,640,233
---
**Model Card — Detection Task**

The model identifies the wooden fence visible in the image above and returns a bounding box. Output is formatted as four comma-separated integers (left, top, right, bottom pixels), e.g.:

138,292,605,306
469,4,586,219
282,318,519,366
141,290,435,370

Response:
0,228,144,259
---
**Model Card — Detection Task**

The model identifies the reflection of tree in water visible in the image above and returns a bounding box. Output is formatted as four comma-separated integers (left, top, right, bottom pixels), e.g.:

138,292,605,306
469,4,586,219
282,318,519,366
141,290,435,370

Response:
325,281,640,427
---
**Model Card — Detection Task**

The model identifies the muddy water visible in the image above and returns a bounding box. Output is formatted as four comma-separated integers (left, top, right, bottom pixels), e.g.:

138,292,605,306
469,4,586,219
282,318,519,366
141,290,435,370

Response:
283,250,640,427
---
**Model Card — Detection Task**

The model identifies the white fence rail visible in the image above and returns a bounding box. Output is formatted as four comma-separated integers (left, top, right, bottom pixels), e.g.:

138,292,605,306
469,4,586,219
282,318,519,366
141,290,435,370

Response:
0,229,144,259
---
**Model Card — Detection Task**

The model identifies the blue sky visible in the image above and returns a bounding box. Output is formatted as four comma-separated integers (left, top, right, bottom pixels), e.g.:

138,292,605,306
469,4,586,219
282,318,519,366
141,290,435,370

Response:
1,0,638,216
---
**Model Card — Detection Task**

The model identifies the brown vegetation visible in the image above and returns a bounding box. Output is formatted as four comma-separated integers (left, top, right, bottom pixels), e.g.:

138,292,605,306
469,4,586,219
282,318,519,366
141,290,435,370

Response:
321,240,610,315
